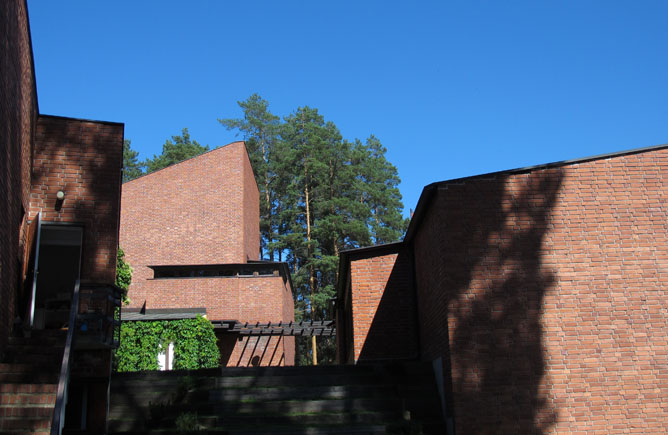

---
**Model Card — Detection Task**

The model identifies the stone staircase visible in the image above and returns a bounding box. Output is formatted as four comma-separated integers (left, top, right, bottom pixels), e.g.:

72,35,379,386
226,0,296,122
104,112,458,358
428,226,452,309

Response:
108,363,445,434
0,330,65,434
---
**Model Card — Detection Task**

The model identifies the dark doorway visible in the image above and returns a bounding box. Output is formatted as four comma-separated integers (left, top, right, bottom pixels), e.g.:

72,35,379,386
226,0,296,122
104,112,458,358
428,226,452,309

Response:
33,225,83,329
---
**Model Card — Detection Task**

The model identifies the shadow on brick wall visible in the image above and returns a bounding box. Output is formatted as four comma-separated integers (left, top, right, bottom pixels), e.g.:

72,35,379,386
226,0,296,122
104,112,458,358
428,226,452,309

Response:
431,168,564,433
361,168,565,433
358,248,419,362
31,117,122,283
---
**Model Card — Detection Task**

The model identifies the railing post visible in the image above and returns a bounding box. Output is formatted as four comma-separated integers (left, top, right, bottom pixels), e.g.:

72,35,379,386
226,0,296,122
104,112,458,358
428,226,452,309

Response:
51,279,80,435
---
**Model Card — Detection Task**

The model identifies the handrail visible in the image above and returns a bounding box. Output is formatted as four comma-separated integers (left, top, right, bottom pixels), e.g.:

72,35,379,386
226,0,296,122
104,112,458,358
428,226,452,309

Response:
51,279,80,435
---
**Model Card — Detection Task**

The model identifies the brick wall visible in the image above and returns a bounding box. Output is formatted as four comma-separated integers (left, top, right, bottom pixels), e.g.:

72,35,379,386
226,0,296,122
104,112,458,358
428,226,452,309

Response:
120,141,295,366
346,246,418,363
0,0,38,349
135,275,288,321
120,142,260,301
31,115,124,283
412,148,668,433
135,275,295,366
241,146,260,261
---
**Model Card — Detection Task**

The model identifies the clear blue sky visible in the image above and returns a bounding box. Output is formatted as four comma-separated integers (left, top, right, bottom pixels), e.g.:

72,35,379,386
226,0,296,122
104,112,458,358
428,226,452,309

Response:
28,1,668,216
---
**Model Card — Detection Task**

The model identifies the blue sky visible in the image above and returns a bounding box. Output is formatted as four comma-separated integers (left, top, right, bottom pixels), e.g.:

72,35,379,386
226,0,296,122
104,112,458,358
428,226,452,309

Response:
28,1,668,216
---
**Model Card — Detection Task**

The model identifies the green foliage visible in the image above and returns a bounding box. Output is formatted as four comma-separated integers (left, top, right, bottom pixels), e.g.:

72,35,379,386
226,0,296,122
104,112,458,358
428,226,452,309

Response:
115,247,133,305
114,316,219,372
175,411,201,433
222,95,408,364
144,128,209,174
122,139,144,182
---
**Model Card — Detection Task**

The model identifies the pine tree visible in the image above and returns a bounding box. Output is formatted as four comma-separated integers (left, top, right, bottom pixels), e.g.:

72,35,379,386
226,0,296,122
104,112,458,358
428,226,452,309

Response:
122,139,144,182
219,95,280,260
221,96,408,364
144,128,209,174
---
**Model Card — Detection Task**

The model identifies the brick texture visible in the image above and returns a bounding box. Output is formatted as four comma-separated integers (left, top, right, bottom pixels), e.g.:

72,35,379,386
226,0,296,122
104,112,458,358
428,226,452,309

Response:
346,247,418,363
120,142,294,366
31,116,124,284
411,148,668,433
0,0,38,350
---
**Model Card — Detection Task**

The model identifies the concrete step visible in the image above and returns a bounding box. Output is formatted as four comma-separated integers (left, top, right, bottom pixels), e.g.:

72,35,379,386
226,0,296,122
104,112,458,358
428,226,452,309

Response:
110,397,403,419
108,363,446,434
108,410,403,432
111,383,400,405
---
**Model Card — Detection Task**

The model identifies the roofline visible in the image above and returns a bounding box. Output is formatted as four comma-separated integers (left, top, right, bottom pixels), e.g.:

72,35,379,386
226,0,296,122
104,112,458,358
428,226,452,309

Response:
339,241,404,256
25,0,39,114
336,241,406,304
38,113,125,127
405,143,668,243
123,140,246,184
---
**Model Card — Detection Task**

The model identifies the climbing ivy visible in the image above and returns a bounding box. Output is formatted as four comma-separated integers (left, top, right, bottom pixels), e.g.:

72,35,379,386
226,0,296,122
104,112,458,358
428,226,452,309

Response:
114,316,219,372
115,247,133,305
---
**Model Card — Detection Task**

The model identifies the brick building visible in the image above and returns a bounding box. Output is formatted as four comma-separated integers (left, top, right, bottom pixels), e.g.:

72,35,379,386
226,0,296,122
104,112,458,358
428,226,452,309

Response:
1,1,124,432
120,143,295,367
337,145,668,434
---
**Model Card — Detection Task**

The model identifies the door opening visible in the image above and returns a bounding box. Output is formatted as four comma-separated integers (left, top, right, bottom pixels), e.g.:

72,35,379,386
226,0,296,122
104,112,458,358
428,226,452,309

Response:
33,225,83,329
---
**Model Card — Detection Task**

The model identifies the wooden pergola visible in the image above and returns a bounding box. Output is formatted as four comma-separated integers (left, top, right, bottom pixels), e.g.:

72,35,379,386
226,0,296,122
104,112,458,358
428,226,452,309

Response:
212,320,335,337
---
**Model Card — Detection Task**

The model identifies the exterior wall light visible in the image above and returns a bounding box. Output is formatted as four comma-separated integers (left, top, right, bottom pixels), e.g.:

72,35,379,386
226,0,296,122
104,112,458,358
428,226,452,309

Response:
56,190,65,200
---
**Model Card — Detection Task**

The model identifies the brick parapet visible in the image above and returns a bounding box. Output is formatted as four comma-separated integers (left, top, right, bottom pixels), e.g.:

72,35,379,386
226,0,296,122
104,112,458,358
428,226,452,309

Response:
347,246,418,363
31,116,124,283
412,148,668,433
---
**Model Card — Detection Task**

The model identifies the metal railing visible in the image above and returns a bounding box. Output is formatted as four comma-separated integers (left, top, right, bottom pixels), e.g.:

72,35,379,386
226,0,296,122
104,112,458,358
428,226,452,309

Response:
51,279,80,435
49,281,122,434
77,283,123,348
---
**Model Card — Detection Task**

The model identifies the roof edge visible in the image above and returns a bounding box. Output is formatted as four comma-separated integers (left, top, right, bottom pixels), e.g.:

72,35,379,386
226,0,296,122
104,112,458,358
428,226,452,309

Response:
404,142,668,243
38,113,124,127
123,140,246,184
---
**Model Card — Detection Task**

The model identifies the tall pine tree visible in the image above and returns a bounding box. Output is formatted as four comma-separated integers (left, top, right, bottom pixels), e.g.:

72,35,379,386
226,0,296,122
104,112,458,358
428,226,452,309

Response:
219,95,280,260
122,139,144,182
221,96,407,364
144,128,209,174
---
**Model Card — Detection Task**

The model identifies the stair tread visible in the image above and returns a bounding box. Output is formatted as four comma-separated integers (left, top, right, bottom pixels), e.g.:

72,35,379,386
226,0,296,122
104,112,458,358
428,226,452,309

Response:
108,363,445,434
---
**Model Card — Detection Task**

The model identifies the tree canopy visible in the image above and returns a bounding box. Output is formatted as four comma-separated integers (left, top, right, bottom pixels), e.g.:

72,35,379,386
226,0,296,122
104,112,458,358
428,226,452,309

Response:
122,128,209,182
121,95,408,364
221,94,408,364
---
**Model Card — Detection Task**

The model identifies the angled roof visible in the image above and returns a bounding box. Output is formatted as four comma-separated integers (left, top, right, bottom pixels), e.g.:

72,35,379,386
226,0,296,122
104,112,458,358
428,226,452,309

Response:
123,140,247,184
404,143,668,243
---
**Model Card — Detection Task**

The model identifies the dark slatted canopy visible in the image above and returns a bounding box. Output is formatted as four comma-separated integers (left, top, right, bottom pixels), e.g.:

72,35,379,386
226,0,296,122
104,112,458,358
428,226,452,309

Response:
212,320,335,337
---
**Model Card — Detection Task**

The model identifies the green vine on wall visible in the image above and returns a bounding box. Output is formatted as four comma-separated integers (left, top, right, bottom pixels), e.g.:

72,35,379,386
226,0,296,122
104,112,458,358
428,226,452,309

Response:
114,316,220,372
115,247,133,305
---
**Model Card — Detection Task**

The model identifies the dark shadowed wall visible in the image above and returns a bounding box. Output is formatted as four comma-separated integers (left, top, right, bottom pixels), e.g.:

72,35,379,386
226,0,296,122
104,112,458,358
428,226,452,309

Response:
412,148,668,433
0,0,38,350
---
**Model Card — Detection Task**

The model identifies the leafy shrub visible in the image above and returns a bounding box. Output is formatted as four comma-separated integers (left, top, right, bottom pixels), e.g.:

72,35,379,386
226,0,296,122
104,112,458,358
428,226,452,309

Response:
114,316,219,372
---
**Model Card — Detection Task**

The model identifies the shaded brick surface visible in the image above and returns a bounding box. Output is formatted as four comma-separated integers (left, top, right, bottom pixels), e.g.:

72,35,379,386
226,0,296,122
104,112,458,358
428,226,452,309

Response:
0,0,38,351
31,116,123,283
339,146,667,433
120,142,294,365
347,247,418,363
412,148,668,434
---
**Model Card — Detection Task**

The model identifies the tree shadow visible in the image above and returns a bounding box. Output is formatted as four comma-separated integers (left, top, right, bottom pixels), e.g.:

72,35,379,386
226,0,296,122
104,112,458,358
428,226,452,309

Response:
31,115,123,284
358,247,419,362
360,167,565,433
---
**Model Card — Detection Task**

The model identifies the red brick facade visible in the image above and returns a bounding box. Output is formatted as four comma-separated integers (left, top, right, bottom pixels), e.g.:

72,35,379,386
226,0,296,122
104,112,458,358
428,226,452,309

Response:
120,143,295,366
339,146,668,434
1,3,125,430
338,244,418,364
32,115,124,283
0,0,38,349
